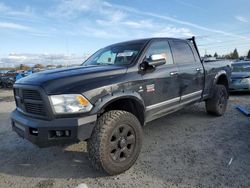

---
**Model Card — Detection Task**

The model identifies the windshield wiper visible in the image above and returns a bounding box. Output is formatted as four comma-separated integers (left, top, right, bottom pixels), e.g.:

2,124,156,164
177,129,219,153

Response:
95,63,115,66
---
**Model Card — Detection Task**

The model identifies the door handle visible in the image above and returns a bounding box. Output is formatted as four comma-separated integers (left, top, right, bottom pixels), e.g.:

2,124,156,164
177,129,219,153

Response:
170,71,178,76
196,68,202,72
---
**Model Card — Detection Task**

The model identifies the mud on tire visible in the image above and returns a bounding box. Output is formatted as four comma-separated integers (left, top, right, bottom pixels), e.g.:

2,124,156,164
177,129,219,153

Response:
205,84,228,116
87,110,143,175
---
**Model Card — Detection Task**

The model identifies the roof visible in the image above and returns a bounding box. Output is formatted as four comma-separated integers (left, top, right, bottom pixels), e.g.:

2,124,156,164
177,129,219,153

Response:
108,37,188,47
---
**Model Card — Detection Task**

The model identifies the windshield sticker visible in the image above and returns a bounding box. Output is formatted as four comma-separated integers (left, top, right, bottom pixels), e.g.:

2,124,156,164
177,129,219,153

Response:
117,51,134,57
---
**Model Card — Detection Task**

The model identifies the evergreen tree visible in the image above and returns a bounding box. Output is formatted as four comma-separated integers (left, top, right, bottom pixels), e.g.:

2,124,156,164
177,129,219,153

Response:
247,50,250,59
214,52,218,58
231,48,239,59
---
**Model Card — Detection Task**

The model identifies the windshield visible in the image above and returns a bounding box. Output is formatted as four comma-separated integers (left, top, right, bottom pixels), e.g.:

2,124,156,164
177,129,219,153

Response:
83,43,144,66
232,63,250,72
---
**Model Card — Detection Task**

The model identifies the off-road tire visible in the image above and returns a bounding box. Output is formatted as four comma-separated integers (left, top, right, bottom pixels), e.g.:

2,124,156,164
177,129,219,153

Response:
87,110,143,175
206,84,228,116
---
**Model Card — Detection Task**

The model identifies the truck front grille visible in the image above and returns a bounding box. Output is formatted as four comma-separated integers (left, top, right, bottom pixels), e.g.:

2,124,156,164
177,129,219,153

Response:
14,88,47,117
25,102,46,116
23,89,43,100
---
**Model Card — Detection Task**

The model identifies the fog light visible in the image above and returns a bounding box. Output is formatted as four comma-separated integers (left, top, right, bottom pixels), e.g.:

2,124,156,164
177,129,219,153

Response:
48,130,71,139
56,130,63,137
65,130,70,137
30,128,38,136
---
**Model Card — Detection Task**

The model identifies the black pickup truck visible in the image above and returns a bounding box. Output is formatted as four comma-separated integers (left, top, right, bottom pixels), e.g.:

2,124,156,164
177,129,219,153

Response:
11,37,231,175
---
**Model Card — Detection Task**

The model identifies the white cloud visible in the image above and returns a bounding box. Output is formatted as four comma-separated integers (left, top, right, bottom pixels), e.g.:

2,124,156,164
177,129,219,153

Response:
109,10,126,23
142,12,250,40
67,24,126,39
0,2,9,12
235,16,248,23
82,27,120,38
0,2,34,17
96,10,126,25
49,0,103,18
102,1,112,7
173,0,204,11
0,22,31,30
49,0,194,40
123,20,153,29
9,6,34,17
152,27,194,38
49,1,246,41
109,3,250,40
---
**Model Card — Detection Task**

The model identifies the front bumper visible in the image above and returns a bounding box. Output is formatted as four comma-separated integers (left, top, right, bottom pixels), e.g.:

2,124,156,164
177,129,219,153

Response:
11,109,97,147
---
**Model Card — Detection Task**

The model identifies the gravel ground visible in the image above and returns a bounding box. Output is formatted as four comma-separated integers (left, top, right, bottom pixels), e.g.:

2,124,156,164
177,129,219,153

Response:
0,89,250,188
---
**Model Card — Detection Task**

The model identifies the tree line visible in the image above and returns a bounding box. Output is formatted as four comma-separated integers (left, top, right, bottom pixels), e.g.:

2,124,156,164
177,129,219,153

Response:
1,49,250,71
205,49,250,60
0,64,64,71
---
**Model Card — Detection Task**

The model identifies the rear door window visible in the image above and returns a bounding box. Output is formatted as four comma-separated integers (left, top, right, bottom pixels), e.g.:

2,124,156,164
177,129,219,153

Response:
170,40,196,64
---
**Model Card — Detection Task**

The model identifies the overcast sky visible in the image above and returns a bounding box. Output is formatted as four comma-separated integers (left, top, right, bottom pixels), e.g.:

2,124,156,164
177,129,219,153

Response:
0,0,250,57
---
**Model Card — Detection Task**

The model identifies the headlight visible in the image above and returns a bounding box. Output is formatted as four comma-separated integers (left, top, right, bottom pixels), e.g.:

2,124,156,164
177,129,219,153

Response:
241,77,250,84
49,94,93,114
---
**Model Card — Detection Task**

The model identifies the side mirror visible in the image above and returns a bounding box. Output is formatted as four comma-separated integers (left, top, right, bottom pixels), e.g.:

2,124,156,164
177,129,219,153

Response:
147,54,166,66
140,54,166,71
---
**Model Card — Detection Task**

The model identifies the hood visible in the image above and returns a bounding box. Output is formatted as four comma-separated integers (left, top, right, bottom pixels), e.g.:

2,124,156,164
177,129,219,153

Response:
231,72,250,79
16,65,127,94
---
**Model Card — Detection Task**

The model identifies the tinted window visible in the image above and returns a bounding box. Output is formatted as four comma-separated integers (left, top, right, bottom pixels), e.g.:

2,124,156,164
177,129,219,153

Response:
145,41,173,65
96,51,116,64
171,41,196,64
83,43,144,66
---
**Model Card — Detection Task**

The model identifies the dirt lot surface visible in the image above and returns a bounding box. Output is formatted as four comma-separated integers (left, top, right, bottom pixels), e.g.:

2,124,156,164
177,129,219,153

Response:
0,89,14,102
0,89,249,188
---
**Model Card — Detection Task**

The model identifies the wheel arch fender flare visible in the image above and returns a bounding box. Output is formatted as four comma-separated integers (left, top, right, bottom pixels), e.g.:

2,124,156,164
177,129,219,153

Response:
209,70,229,97
91,91,146,115
214,70,228,83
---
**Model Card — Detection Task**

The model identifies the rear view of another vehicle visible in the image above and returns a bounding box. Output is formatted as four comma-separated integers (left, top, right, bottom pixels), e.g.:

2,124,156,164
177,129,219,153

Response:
230,61,250,92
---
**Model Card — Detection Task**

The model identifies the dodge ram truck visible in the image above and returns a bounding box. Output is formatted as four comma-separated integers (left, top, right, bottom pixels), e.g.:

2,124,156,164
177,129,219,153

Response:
11,37,231,175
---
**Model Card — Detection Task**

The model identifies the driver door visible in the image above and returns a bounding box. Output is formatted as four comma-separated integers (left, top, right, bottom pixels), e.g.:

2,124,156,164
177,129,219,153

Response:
140,39,180,122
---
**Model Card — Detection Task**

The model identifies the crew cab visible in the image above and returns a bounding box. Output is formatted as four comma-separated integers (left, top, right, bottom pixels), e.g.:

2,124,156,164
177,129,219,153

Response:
11,37,231,175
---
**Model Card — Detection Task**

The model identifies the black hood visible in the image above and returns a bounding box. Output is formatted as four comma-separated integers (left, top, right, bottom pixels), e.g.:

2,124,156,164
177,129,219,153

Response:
16,65,127,94
231,72,250,79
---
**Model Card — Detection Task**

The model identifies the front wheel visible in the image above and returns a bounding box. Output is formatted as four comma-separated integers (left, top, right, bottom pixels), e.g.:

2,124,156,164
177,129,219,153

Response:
205,84,228,116
87,110,143,175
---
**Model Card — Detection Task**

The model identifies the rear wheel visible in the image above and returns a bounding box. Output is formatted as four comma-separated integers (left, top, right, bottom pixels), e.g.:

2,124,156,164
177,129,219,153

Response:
206,84,228,116
87,110,143,175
